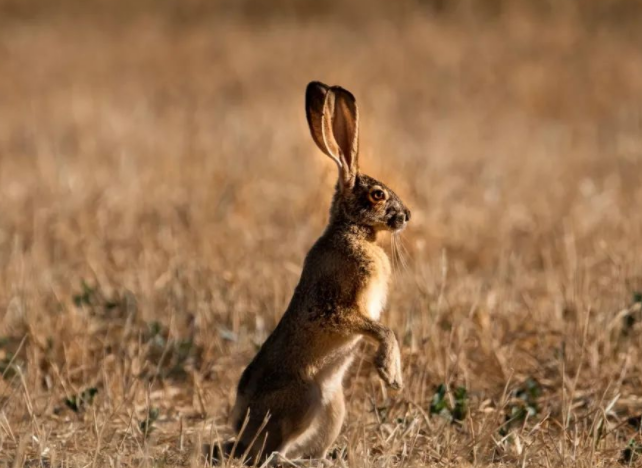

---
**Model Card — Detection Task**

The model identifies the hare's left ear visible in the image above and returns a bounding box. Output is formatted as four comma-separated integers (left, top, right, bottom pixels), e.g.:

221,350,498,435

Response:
306,81,359,187
324,86,359,187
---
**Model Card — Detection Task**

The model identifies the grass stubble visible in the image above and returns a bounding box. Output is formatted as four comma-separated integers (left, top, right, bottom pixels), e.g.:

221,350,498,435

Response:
0,1,642,466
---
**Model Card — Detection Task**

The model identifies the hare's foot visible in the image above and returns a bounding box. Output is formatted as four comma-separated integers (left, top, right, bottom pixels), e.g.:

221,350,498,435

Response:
263,453,337,468
296,458,340,468
375,340,403,390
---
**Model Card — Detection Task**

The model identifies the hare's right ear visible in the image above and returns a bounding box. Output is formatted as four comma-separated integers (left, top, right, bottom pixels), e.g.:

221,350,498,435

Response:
306,81,359,187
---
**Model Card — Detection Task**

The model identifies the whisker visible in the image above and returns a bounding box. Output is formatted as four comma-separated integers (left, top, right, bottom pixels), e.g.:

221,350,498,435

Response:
390,234,399,275
397,238,405,274
394,233,410,274
399,233,411,261
390,234,400,274
391,234,401,276
401,236,411,272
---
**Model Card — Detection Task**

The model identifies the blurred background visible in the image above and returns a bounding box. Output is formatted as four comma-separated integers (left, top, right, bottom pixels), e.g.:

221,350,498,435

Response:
1,0,642,466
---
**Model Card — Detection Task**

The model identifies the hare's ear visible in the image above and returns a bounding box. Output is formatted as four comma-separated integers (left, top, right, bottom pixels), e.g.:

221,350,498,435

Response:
306,81,342,169
305,82,359,187
324,86,359,186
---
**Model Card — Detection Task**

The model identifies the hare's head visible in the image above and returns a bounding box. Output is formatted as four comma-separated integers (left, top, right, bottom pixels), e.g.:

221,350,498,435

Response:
306,81,411,234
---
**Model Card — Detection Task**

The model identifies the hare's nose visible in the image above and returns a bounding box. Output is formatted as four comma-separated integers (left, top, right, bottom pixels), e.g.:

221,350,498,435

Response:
395,212,407,225
404,209,411,222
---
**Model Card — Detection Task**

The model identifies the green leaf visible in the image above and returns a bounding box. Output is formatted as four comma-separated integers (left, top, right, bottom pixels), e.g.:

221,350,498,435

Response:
65,387,99,412
73,280,96,307
140,407,160,436
621,439,642,464
623,293,642,334
429,384,468,422
503,378,541,432
452,386,468,421
0,353,20,380
430,384,448,415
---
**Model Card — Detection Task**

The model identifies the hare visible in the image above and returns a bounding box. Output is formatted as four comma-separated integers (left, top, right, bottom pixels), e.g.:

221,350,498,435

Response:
216,81,411,464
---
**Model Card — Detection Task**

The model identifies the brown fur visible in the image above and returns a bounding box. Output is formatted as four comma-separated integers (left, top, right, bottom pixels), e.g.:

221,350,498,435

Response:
223,82,411,464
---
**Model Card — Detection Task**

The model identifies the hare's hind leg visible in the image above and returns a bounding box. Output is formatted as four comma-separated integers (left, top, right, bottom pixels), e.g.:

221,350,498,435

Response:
287,388,345,460
322,390,346,457
303,389,346,459
237,381,322,463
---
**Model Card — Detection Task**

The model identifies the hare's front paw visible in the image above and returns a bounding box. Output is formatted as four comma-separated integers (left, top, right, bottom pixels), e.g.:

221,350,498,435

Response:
375,343,403,390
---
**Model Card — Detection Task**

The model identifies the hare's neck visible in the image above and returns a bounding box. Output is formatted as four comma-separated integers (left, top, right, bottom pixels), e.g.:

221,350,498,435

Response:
326,218,378,243
327,192,377,242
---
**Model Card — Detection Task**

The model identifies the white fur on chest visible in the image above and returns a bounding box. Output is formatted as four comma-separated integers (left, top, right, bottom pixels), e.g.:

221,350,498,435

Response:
361,245,391,321
363,275,388,321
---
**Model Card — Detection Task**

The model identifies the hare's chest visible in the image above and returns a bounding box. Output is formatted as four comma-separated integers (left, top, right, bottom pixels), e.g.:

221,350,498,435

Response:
360,247,391,321
363,275,388,321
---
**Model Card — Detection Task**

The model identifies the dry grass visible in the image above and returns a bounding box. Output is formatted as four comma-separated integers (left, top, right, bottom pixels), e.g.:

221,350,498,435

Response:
1,2,642,466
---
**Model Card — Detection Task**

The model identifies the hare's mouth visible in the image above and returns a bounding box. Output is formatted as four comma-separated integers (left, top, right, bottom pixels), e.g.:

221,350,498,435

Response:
391,222,408,234
387,217,407,232
386,209,411,232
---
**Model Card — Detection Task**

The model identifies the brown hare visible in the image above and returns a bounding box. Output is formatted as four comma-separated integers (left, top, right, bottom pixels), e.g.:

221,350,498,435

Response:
215,81,411,465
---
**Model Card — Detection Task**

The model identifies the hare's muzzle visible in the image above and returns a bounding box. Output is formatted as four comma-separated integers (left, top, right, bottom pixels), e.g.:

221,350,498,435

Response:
388,208,411,232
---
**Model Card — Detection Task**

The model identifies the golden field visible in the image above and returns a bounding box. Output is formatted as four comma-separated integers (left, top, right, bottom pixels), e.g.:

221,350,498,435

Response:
1,1,642,466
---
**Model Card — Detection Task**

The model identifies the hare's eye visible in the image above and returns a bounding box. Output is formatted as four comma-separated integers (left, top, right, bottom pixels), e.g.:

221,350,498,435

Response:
369,188,387,203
